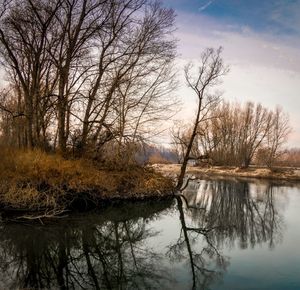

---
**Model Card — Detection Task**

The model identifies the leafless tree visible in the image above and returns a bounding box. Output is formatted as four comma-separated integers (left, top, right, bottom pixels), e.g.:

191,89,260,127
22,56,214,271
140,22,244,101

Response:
176,47,229,189
76,0,177,157
0,0,177,160
193,101,291,168
263,106,291,168
0,0,62,149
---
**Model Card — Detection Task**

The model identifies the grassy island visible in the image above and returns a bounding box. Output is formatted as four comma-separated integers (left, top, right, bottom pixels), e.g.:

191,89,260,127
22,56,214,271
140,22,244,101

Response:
0,149,174,218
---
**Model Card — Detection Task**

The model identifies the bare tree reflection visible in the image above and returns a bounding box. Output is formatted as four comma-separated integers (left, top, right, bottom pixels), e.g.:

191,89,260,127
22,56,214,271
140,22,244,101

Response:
168,178,282,289
167,195,228,290
0,201,173,289
0,180,284,290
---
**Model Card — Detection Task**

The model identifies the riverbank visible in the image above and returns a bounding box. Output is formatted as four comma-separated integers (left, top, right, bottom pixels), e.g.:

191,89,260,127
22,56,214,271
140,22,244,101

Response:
0,149,174,217
152,163,300,182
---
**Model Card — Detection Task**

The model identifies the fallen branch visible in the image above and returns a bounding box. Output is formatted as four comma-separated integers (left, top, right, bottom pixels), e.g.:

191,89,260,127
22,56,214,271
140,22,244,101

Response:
14,209,69,223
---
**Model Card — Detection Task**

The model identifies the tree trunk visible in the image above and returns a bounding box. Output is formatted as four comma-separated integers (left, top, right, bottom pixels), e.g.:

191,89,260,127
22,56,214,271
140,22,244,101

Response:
177,96,202,190
57,70,67,155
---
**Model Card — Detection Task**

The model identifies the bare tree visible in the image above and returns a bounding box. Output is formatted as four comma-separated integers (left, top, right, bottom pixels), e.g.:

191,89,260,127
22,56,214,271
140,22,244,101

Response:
77,0,177,157
0,0,177,161
0,0,61,149
194,101,291,168
237,102,273,168
260,106,291,168
176,47,229,190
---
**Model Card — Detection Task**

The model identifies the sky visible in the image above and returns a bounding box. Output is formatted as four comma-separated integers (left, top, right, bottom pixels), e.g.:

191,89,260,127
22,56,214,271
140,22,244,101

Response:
162,0,300,147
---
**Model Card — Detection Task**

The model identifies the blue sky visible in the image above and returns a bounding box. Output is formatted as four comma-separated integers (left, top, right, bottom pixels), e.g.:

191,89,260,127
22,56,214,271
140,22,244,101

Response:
161,0,300,147
163,0,300,35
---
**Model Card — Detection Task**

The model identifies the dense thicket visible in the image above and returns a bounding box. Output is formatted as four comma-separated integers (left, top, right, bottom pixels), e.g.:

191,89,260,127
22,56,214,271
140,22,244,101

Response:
0,0,177,158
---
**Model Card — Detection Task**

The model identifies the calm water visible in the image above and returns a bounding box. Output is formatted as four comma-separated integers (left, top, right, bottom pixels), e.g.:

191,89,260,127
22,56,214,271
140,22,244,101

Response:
0,178,300,290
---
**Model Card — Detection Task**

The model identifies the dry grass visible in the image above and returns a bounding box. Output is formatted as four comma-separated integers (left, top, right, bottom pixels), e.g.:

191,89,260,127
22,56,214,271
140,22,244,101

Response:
0,148,174,211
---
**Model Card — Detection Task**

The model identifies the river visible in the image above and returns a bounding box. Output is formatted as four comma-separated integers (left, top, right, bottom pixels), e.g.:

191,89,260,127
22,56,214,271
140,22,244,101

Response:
0,178,300,289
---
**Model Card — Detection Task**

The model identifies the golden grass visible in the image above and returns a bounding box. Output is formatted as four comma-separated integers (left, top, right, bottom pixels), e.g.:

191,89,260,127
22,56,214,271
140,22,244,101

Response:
0,148,174,211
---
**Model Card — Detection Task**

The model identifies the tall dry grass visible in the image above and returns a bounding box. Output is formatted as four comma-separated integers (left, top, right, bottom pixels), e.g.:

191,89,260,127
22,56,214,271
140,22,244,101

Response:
0,147,174,211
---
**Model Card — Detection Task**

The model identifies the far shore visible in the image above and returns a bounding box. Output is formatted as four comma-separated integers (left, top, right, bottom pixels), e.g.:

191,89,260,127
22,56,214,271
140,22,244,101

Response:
152,163,300,182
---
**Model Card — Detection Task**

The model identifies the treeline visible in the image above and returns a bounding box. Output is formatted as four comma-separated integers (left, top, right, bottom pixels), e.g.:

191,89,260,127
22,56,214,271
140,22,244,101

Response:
0,0,177,159
173,101,291,168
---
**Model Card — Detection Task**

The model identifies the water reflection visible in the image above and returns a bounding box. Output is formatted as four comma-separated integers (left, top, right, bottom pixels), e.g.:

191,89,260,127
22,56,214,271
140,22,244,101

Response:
169,179,283,289
168,195,229,290
0,201,173,290
182,179,283,249
0,179,287,290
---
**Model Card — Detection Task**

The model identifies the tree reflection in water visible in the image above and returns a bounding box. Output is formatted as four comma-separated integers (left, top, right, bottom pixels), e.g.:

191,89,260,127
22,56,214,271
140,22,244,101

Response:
168,178,283,290
0,179,284,290
0,201,173,290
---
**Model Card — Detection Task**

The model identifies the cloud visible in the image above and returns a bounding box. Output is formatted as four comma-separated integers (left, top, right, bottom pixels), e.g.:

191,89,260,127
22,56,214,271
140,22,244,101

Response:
199,0,214,12
269,0,300,34
173,11,300,146
176,12,300,73
166,0,300,37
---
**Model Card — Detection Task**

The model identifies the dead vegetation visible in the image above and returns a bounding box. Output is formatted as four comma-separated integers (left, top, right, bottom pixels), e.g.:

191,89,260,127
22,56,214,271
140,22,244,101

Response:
0,148,174,214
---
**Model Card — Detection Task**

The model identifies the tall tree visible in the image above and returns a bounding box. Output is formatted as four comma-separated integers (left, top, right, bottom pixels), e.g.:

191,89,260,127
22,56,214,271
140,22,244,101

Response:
0,0,61,148
176,47,228,190
0,0,177,158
